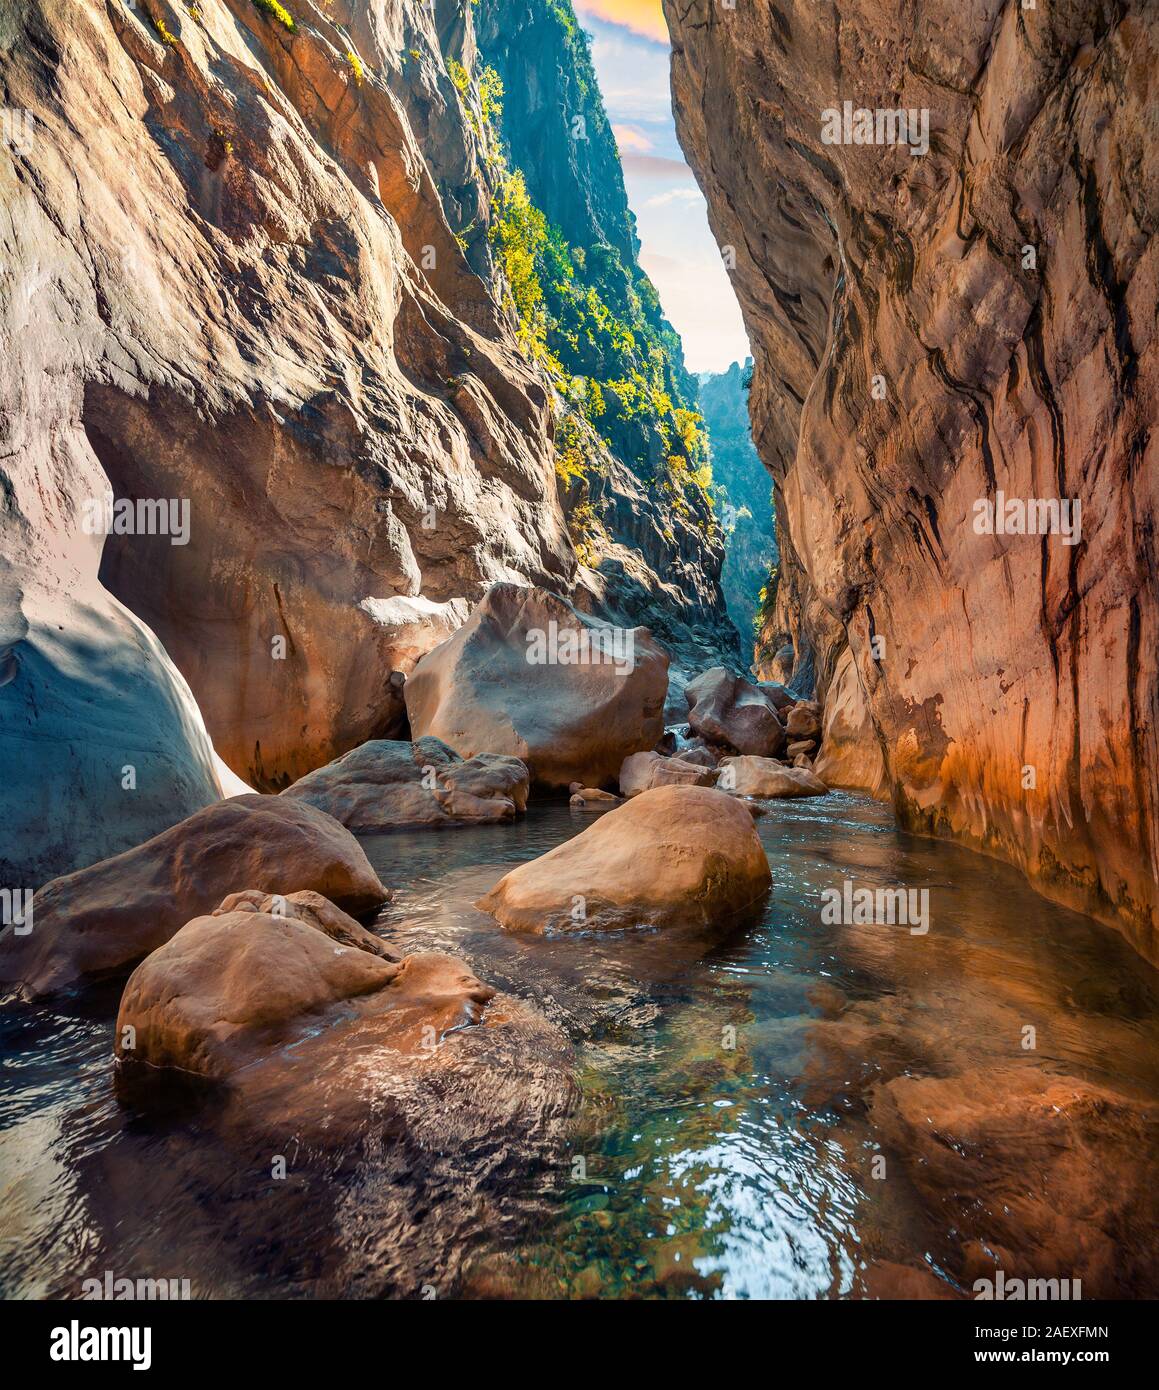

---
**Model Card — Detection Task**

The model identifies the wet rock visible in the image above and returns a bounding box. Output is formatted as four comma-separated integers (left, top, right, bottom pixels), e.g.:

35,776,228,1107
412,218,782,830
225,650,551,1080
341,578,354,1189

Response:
476,784,771,935
862,1262,957,1301
115,898,512,1083
719,757,828,799
570,788,621,809
686,666,786,757
213,889,400,961
0,796,388,997
405,584,669,791
281,737,528,831
870,1068,1159,1298
116,907,403,1080
618,751,717,798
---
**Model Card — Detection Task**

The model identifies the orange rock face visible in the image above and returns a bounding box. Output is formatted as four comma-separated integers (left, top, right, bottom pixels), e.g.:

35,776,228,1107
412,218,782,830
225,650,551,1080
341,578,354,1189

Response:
665,0,1159,963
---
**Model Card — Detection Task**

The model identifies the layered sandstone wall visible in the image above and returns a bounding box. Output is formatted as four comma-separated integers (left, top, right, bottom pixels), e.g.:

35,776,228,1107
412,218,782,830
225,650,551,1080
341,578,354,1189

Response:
665,0,1158,962
2,0,581,883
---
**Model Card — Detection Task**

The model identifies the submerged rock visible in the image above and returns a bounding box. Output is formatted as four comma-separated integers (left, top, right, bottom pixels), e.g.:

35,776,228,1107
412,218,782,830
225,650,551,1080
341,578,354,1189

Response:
719,757,829,799
871,1067,1159,1298
281,737,528,831
405,584,668,790
476,784,771,935
685,666,786,757
0,796,387,997
570,788,621,809
618,751,717,798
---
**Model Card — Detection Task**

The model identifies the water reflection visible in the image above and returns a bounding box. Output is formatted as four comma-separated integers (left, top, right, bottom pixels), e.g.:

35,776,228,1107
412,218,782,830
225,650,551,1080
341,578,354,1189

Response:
2,794,1157,1299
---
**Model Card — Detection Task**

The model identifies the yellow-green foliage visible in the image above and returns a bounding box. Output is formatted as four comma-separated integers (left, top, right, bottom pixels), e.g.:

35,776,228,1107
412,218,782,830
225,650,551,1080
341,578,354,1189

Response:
456,32,710,520
447,57,470,94
345,50,364,84
478,65,504,128
152,16,178,45
490,170,555,368
252,0,296,33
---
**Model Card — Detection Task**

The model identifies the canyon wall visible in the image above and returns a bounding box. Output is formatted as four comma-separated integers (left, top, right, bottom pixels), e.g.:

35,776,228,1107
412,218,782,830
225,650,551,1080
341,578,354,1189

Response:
2,0,575,841
665,0,1158,962
474,0,742,695
698,360,778,661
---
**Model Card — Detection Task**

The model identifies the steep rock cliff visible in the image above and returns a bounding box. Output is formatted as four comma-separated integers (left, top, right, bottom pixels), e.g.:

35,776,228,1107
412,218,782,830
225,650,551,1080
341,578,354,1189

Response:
473,0,742,696
698,360,778,661
1,0,580,883
666,0,1158,961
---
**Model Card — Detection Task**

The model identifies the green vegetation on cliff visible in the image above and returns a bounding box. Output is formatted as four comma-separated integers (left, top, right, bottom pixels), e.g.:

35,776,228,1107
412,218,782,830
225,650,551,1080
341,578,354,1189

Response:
458,9,712,521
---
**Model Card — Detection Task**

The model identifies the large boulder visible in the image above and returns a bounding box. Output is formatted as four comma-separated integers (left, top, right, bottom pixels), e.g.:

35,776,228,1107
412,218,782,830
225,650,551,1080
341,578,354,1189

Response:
719,757,829,799
686,666,786,757
405,585,669,790
476,784,771,935
115,900,504,1082
618,751,717,798
117,907,403,1080
0,796,388,998
281,737,528,831
0,561,225,889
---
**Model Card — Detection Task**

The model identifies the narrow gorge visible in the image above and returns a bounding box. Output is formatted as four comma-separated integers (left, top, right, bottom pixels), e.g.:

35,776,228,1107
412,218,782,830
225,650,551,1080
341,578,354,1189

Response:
0,0,1156,1317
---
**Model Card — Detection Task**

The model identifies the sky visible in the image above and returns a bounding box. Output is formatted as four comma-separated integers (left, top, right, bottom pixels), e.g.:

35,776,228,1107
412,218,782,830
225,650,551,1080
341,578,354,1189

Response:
572,0,750,374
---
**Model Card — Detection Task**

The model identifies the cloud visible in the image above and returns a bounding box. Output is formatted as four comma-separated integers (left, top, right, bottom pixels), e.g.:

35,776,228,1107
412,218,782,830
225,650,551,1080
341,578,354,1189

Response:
574,0,669,44
644,187,704,208
612,124,653,154
621,154,696,179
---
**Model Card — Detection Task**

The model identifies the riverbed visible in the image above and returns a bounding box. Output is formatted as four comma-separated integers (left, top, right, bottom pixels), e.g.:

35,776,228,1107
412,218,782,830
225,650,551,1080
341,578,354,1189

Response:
2,793,1157,1299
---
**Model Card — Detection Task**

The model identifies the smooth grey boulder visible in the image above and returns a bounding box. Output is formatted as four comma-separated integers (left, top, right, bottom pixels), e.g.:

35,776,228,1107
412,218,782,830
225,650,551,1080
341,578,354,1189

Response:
282,737,529,831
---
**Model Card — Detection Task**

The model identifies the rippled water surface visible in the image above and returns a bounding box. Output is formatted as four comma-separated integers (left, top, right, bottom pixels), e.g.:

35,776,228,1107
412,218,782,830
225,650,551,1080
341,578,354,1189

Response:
3,793,1158,1299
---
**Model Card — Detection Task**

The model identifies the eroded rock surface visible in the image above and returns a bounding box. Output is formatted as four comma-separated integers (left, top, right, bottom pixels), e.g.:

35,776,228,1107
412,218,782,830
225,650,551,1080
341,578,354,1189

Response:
666,0,1159,963
0,795,387,997
281,736,528,830
405,584,668,790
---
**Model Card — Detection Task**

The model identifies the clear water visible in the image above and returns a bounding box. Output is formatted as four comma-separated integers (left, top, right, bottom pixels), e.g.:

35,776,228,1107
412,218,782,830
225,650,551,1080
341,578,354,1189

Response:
2,793,1157,1299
